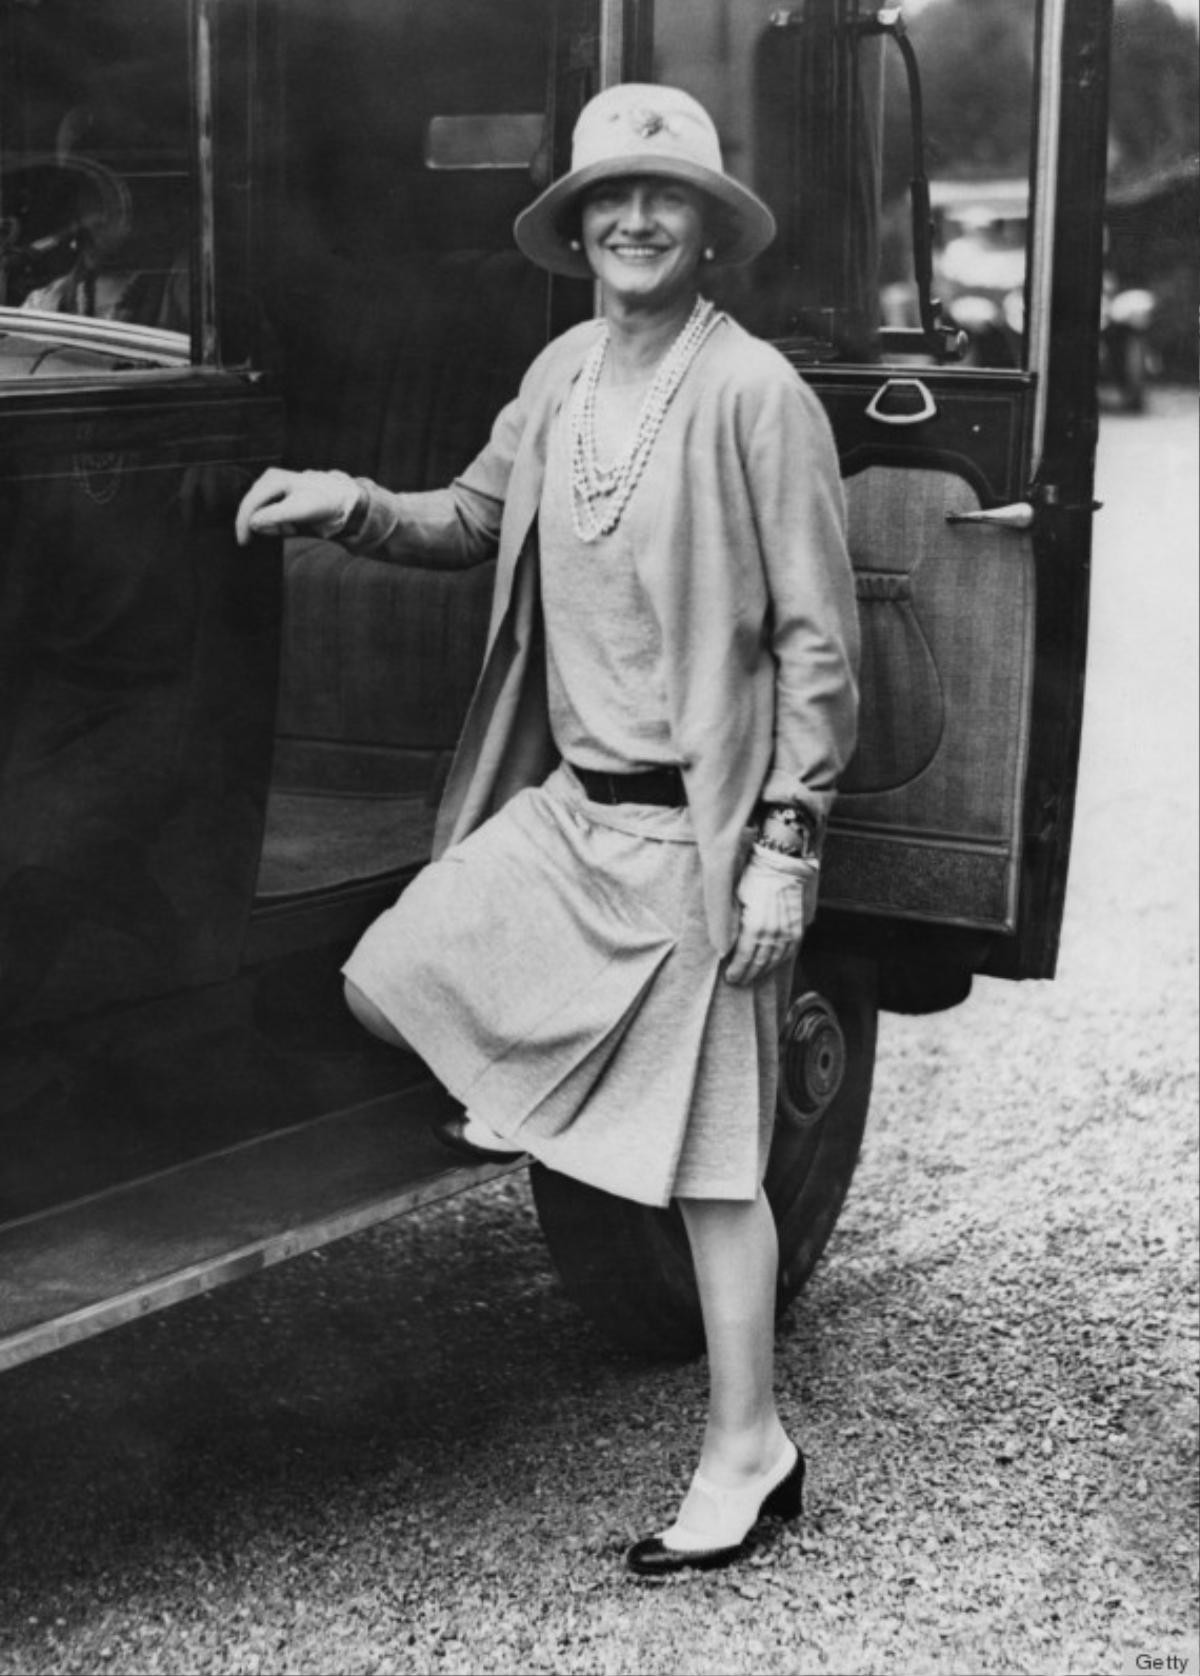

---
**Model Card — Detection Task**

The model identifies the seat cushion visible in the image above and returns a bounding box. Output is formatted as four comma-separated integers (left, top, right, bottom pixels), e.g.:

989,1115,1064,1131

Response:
269,249,546,794
276,535,494,759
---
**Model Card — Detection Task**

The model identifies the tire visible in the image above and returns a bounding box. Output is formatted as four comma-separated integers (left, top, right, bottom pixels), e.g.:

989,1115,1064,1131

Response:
529,953,879,1359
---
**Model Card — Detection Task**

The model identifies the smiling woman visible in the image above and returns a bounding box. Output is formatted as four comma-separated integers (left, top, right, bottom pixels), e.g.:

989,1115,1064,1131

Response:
580,178,708,315
235,80,859,1577
0,7,1117,1616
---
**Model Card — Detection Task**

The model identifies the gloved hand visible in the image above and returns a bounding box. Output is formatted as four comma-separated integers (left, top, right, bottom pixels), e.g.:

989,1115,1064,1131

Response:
235,467,362,546
724,845,819,987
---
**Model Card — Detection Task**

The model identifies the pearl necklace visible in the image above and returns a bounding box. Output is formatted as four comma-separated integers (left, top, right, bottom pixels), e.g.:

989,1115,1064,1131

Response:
569,296,722,543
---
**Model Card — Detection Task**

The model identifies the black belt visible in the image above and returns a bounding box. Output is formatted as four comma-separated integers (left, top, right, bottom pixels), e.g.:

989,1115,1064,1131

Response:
569,763,687,808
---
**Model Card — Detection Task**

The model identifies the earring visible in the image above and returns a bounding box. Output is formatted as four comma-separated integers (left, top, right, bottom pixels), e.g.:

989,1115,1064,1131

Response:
568,238,582,251
703,246,716,262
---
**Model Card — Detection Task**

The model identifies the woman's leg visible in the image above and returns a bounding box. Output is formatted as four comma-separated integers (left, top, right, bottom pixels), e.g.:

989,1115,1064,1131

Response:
343,977,518,1154
675,1188,790,1498
343,977,412,1049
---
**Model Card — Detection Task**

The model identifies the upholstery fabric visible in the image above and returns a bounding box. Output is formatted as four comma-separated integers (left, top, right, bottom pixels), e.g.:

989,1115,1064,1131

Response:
270,251,547,780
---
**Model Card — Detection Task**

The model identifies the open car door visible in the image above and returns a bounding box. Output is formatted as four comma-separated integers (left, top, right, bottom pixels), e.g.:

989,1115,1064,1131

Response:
614,0,1105,1001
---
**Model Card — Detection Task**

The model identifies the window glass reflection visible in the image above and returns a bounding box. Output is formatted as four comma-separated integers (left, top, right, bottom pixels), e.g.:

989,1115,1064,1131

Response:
651,0,884,361
0,0,191,339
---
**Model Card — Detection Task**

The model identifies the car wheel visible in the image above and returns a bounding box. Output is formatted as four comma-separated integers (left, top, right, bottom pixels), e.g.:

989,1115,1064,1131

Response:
529,954,879,1359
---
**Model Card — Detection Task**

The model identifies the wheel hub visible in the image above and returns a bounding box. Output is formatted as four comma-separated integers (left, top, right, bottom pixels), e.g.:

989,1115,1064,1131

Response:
777,990,846,1126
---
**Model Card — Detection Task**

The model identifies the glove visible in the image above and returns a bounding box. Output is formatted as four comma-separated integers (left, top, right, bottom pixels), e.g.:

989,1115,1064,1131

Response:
235,467,363,545
724,845,819,987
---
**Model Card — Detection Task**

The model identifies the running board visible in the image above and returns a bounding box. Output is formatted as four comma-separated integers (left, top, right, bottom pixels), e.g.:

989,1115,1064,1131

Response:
0,1083,519,1373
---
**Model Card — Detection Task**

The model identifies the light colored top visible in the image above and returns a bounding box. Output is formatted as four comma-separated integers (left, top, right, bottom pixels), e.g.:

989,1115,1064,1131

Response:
344,311,859,954
538,393,675,774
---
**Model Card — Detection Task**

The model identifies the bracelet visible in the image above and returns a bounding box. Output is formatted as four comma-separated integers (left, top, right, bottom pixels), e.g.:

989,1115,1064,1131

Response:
756,802,821,860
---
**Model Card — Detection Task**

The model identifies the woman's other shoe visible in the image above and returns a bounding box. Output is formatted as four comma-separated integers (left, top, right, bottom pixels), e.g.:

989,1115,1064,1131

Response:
430,1109,527,1164
625,1438,804,1577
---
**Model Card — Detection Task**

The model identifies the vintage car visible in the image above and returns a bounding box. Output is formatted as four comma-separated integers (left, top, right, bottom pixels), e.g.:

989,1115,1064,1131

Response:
0,0,1113,1371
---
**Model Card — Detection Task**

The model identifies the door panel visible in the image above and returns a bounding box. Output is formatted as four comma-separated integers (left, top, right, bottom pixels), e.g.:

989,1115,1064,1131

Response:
807,368,1039,938
826,464,1034,930
636,0,1052,965
0,384,282,1029
801,368,1036,933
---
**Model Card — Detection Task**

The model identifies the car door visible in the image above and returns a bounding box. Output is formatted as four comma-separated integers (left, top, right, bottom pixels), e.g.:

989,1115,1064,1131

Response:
0,0,283,1029
622,0,1105,993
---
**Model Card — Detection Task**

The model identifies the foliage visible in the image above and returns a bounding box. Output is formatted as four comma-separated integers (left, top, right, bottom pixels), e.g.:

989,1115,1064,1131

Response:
1108,0,1200,182
881,0,1034,200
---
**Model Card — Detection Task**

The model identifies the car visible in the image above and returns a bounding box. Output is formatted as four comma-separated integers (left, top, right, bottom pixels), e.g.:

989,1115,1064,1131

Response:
0,0,1114,1376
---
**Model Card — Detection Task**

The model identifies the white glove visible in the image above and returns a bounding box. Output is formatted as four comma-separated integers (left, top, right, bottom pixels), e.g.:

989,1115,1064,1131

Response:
725,845,819,987
235,467,362,545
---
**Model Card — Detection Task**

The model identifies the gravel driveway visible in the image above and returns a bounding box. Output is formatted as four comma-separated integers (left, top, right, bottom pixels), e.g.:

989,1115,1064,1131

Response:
0,394,1196,1676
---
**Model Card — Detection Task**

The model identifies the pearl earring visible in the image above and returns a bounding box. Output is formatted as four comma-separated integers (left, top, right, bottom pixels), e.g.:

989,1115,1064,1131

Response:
703,246,716,262
568,238,582,251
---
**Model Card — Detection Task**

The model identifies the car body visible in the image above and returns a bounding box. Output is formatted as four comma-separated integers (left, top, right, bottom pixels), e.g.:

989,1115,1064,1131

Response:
0,0,1115,1371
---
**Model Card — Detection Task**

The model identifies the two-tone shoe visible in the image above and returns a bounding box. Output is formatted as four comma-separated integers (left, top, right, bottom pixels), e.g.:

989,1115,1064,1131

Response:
430,1110,527,1165
625,1438,805,1577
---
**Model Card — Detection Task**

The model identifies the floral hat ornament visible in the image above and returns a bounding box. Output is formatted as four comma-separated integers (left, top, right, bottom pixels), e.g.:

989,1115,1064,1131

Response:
514,83,776,278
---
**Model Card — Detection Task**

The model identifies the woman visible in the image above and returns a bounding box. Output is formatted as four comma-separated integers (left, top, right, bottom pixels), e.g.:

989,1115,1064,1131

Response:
236,83,859,1576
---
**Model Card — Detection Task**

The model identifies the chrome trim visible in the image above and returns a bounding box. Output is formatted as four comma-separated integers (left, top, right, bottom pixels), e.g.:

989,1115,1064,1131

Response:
946,503,1035,530
598,0,624,87
1028,0,1066,473
865,377,938,426
0,308,189,366
193,0,219,366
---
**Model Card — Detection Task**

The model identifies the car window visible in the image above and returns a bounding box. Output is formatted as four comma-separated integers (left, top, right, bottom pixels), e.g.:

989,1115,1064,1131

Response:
0,0,193,373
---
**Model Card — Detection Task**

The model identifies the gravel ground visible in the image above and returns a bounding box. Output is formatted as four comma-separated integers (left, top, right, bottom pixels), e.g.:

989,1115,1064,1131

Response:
0,393,1196,1676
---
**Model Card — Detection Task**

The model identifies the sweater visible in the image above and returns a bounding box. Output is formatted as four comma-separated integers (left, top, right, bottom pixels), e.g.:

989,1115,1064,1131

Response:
344,311,860,954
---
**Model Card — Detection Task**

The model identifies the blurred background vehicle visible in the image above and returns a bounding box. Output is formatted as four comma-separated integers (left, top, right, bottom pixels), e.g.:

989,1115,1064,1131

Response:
877,0,1198,407
919,176,1167,412
1104,153,1200,401
928,177,1028,369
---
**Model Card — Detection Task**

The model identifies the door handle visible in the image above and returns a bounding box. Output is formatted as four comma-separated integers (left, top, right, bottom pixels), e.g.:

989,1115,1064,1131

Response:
946,503,1034,530
864,378,938,425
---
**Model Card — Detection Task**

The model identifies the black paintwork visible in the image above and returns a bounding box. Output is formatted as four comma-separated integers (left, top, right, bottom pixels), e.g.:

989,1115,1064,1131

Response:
0,0,1112,1368
0,382,282,1030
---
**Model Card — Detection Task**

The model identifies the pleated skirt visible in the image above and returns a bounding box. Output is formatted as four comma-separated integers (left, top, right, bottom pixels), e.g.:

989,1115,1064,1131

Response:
342,766,788,1207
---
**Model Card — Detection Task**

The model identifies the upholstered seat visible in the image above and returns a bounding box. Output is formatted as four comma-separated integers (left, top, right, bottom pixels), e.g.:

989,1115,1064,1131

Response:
269,249,547,798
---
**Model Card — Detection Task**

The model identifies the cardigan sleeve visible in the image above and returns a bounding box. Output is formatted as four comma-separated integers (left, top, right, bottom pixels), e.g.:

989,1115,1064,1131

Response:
740,366,860,832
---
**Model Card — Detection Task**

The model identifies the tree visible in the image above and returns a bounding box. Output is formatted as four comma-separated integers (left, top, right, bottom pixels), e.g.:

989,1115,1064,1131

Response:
881,0,1034,202
881,0,1199,200
1108,0,1200,183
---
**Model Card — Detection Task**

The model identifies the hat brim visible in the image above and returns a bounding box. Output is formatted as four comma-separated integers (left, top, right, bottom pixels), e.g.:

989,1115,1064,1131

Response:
513,155,776,279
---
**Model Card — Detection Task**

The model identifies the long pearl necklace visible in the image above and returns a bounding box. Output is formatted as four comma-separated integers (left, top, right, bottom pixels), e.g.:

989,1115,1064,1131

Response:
569,296,722,544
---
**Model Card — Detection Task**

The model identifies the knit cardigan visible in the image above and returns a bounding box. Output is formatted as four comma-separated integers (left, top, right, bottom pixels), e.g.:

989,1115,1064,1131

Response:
344,312,860,955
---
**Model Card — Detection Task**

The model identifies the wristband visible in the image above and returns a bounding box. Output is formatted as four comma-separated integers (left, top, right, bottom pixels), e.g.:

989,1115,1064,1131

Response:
755,801,821,860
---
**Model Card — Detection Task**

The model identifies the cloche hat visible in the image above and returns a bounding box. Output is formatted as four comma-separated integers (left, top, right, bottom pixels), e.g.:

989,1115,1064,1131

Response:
514,84,776,279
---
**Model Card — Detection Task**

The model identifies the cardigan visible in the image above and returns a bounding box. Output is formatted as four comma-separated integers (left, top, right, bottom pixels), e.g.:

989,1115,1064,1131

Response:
343,312,860,955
